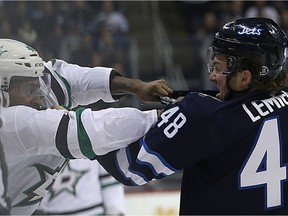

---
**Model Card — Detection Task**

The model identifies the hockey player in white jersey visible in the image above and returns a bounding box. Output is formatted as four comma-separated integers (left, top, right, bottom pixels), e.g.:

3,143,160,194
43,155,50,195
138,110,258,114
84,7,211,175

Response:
0,38,172,215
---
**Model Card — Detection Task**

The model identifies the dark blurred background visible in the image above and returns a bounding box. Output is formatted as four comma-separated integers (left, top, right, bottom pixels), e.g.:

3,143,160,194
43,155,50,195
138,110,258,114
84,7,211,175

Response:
3,1,288,90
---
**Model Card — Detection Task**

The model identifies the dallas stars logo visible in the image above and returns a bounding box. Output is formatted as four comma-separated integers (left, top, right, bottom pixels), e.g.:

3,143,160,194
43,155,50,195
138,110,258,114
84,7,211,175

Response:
47,162,89,201
13,162,67,207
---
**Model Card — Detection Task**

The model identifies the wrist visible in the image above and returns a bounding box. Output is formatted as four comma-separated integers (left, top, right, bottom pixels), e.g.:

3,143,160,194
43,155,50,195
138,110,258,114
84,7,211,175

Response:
129,79,142,94
110,71,142,95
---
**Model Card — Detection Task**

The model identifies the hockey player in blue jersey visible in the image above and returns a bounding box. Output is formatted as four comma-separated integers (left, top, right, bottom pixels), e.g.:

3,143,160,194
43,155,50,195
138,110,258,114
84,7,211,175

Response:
96,17,288,214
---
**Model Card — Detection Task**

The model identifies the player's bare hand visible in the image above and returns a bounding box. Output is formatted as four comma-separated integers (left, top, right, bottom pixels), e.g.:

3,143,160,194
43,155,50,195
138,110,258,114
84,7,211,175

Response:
135,79,173,102
111,75,173,102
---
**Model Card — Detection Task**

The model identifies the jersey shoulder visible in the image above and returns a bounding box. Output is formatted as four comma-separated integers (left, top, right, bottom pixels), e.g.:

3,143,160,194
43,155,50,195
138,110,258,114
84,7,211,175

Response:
180,92,222,119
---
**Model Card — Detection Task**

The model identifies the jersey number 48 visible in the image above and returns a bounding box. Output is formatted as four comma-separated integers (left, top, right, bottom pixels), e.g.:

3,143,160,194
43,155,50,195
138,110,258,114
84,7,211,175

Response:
157,107,186,138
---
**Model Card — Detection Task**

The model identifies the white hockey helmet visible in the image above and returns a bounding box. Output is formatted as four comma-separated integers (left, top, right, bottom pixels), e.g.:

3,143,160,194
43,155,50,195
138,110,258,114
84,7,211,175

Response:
0,39,46,107
0,38,44,90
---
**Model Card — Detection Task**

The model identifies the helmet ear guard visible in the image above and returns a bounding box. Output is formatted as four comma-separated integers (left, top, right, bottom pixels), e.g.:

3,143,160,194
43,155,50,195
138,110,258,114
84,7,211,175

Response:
210,18,288,79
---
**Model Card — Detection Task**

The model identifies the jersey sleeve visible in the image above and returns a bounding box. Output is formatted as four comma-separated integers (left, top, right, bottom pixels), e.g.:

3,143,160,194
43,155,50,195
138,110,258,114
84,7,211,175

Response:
44,59,116,108
96,92,218,186
0,106,158,158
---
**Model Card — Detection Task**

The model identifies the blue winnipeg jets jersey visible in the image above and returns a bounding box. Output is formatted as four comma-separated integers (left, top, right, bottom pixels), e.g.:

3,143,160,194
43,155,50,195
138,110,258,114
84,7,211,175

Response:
97,91,288,214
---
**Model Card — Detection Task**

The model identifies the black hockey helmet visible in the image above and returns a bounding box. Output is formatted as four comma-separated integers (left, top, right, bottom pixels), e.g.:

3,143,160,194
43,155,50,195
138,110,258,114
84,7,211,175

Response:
207,18,288,78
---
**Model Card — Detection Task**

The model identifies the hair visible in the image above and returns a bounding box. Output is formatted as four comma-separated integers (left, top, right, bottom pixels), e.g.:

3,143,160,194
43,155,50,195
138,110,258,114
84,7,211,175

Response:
232,56,287,94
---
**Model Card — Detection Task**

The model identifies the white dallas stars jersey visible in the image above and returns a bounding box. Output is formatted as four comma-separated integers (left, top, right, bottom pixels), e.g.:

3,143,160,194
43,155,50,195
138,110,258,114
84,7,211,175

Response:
0,59,157,215
38,159,125,215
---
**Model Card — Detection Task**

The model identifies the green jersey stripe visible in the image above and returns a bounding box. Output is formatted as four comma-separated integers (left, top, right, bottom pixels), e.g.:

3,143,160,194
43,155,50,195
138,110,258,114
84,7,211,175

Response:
53,71,72,108
76,108,96,159
48,59,72,108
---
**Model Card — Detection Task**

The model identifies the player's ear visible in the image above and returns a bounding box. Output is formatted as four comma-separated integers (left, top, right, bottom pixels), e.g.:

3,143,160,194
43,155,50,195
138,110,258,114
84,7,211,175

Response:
241,70,252,89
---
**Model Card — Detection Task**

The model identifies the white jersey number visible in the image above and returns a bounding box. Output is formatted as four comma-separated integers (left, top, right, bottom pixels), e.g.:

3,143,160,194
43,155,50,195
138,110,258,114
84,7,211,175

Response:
240,118,287,209
157,107,186,138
